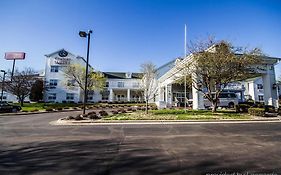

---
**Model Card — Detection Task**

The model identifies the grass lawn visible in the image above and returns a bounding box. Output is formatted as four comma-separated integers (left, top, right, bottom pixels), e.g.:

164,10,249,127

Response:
104,109,251,120
14,103,81,112
13,102,152,112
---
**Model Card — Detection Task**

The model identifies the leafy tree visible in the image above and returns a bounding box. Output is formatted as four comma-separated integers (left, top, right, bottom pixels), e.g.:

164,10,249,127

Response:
63,64,105,101
5,68,37,106
29,79,44,102
140,62,158,114
178,38,263,112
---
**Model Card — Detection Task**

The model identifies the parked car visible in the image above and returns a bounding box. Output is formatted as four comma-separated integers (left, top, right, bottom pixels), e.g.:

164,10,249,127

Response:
0,102,21,113
204,92,239,108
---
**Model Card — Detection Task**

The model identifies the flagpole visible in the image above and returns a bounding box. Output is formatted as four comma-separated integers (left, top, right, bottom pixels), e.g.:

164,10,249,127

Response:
184,24,187,112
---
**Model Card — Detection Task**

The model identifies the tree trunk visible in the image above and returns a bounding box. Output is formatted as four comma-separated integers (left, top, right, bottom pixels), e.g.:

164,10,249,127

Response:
211,101,218,112
145,100,148,114
20,98,24,107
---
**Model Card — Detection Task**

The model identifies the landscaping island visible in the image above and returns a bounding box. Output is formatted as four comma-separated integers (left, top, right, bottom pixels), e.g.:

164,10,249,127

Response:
56,103,281,124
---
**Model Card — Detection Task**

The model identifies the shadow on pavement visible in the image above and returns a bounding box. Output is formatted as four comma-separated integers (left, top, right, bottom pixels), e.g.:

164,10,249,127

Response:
0,139,280,175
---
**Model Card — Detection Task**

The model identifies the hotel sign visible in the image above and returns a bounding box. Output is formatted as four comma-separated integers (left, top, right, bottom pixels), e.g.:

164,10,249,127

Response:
5,52,26,60
54,57,71,65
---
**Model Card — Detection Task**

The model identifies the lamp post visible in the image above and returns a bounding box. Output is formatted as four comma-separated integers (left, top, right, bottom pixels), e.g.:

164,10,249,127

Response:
1,70,7,102
79,30,93,114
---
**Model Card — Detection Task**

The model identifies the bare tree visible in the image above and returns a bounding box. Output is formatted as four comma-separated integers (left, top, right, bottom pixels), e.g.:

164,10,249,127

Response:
179,38,263,112
63,64,105,100
140,62,158,114
5,68,37,106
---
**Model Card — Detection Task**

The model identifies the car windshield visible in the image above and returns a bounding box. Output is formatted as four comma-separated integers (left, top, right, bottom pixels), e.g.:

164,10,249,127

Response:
0,102,9,106
208,93,237,99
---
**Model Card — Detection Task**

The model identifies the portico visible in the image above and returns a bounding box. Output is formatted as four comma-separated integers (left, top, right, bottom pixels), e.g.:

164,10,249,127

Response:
156,55,281,109
108,88,143,102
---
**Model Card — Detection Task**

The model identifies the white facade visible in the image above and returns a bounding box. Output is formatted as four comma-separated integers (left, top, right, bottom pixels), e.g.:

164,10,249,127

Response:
103,72,143,102
44,49,87,103
43,49,143,103
155,49,281,108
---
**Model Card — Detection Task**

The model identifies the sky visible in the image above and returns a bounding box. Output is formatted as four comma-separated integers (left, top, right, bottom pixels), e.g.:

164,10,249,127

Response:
0,0,280,78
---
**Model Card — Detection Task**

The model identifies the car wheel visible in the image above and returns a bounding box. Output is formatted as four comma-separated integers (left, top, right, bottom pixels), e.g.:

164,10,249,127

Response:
228,102,234,108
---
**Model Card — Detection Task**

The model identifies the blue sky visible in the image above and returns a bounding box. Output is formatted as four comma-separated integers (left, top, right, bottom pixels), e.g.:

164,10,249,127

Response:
0,0,280,78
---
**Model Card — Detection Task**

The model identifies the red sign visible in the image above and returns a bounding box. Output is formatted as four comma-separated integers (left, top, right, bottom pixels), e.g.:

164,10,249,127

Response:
5,52,26,60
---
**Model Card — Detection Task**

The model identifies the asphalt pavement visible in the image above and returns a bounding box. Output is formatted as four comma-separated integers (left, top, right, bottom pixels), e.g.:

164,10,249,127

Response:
0,111,281,175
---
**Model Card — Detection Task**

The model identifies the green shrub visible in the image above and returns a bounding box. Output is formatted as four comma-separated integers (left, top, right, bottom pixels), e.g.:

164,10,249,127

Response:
278,108,281,115
264,105,275,113
88,111,96,115
99,110,108,116
111,110,119,115
66,116,75,120
56,107,63,111
31,109,39,112
81,114,88,118
89,114,100,119
248,108,265,117
75,114,84,120
118,109,126,113
235,104,251,113
22,110,28,112
45,108,53,112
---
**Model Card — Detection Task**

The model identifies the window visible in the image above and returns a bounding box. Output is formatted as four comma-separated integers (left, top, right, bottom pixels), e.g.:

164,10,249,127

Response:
87,91,94,100
229,93,237,98
48,93,56,100
50,66,59,72
105,82,109,87
258,95,264,102
257,84,263,90
49,79,58,89
87,95,93,100
102,90,109,100
117,82,124,87
67,79,76,86
132,82,139,88
218,93,228,98
66,93,74,100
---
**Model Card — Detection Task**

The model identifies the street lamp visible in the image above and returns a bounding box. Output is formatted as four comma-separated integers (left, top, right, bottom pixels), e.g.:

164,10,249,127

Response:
1,70,7,102
79,30,93,114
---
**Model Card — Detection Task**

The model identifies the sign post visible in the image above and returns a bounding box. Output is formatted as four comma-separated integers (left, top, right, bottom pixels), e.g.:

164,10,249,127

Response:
4,52,26,80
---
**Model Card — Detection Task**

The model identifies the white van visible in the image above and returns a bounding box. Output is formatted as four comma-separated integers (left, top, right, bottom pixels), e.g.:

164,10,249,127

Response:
204,92,238,108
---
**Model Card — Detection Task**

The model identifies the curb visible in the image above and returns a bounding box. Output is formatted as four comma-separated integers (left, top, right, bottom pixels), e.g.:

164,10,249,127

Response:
0,109,82,117
51,117,281,126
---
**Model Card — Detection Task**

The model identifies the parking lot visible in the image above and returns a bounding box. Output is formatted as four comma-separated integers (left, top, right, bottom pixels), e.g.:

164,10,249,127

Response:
0,111,281,174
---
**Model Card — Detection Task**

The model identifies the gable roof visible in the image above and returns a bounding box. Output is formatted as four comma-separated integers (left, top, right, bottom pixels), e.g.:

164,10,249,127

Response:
45,48,75,57
156,58,180,78
45,48,89,66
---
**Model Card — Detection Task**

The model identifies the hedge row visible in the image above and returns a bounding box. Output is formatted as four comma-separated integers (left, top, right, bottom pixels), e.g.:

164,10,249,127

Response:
248,108,265,117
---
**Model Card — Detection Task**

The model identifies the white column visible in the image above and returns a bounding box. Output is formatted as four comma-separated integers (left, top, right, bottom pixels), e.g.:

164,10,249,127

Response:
166,84,172,107
159,86,164,101
127,89,130,102
156,85,166,109
262,65,278,107
109,89,114,102
192,74,205,110
165,85,168,102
